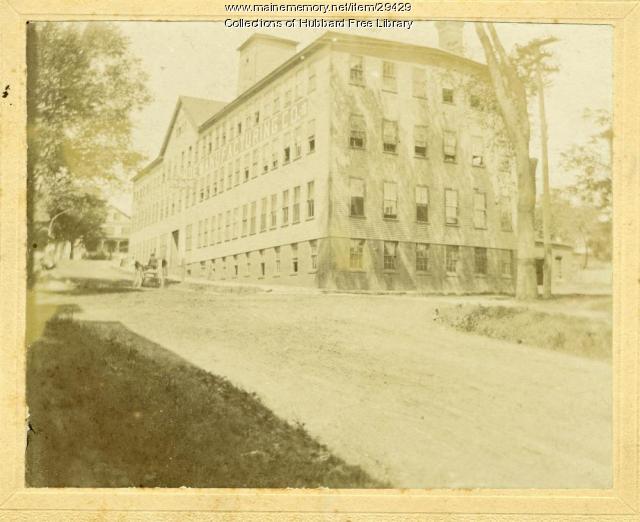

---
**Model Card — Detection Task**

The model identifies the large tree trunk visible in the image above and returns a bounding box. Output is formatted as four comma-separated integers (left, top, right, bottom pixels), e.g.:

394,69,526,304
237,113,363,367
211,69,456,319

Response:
474,22,538,300
515,156,539,299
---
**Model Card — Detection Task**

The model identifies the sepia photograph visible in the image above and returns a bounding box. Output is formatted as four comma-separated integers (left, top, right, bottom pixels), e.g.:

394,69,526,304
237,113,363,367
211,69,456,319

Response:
23,16,615,493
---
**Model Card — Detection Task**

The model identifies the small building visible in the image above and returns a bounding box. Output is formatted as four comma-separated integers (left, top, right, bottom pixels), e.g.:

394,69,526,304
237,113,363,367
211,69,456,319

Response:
534,241,578,287
84,205,131,260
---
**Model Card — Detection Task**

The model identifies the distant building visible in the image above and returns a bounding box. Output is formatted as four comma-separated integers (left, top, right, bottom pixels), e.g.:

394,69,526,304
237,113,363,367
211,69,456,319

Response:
85,205,131,259
534,241,578,287
130,27,519,292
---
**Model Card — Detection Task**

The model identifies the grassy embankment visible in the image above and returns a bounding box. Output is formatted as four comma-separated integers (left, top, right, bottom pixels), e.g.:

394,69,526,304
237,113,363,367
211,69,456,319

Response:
26,317,383,488
436,302,611,360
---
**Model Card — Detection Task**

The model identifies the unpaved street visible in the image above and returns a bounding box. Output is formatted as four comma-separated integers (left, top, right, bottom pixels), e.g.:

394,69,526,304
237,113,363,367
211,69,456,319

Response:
34,265,612,488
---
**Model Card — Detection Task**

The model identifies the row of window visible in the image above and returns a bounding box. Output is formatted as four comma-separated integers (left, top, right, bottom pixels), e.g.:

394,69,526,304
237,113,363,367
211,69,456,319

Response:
181,241,513,280
348,179,513,231
193,241,318,278
132,120,317,231
349,55,484,109
184,181,316,251
349,115,505,169
349,240,512,277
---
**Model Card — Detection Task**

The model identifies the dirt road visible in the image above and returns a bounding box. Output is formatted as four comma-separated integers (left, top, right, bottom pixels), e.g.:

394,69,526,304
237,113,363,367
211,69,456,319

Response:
34,263,612,488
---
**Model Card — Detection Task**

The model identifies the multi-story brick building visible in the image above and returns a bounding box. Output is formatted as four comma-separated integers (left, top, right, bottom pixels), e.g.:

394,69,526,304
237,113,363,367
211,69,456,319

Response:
130,25,518,292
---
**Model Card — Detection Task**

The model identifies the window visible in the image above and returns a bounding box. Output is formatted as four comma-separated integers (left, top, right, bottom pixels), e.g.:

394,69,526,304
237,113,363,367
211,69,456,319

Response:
414,125,427,157
416,186,429,223
442,87,454,104
383,182,398,219
233,208,239,239
283,132,291,164
382,120,398,153
282,189,289,225
203,218,209,246
499,155,511,172
275,246,281,274
307,181,315,219
473,192,487,229
382,61,397,92
308,65,316,93
246,252,251,277
210,216,216,245
186,224,193,251
250,201,257,234
350,114,366,149
445,189,459,225
350,239,365,270
475,247,488,275
217,212,222,243
292,186,301,223
294,127,302,159
416,243,429,272
307,119,316,153
242,204,248,236
500,196,513,231
412,67,426,98
350,178,365,217
251,149,258,178
446,245,459,274
501,250,513,277
260,197,267,232
383,241,397,270
309,240,318,270
271,139,279,169
443,130,457,163
262,145,269,174
196,221,202,249
471,136,485,167
225,210,231,240
470,94,480,109
291,243,299,273
350,55,364,85
270,193,277,228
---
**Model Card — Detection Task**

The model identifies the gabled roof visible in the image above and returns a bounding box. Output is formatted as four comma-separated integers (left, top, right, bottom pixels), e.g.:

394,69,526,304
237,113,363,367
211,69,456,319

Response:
134,95,227,181
159,95,227,156
180,96,228,128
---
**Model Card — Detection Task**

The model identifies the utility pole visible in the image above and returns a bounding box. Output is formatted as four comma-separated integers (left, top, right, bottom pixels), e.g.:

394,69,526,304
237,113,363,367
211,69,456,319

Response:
536,59,552,299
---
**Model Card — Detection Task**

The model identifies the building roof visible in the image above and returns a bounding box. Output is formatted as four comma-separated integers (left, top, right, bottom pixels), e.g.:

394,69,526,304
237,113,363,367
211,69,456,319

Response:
134,95,227,181
237,33,298,52
180,96,228,128
134,31,488,183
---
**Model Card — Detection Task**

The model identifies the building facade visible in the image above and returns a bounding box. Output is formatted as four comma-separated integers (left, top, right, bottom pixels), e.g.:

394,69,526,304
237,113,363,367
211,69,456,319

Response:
131,28,518,293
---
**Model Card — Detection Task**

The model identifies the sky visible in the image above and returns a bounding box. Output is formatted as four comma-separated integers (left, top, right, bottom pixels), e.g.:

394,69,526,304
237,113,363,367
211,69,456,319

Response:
111,21,613,214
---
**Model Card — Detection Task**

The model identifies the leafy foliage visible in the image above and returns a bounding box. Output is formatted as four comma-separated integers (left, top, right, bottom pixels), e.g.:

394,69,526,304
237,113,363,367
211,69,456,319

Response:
46,183,109,255
26,22,151,283
561,109,612,217
27,22,151,195
511,37,560,96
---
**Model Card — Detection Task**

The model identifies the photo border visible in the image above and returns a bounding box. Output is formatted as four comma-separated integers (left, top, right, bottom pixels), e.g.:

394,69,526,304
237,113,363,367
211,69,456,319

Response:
0,0,638,519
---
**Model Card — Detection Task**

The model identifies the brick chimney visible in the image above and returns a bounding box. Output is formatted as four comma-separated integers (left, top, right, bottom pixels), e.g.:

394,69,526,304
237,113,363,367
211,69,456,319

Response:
237,34,298,95
435,21,465,56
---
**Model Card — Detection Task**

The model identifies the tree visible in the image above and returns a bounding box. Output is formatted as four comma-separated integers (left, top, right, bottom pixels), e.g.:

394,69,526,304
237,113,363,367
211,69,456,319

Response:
534,188,603,268
560,109,612,267
512,37,559,298
474,23,538,299
47,186,108,259
26,22,151,283
561,109,612,218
